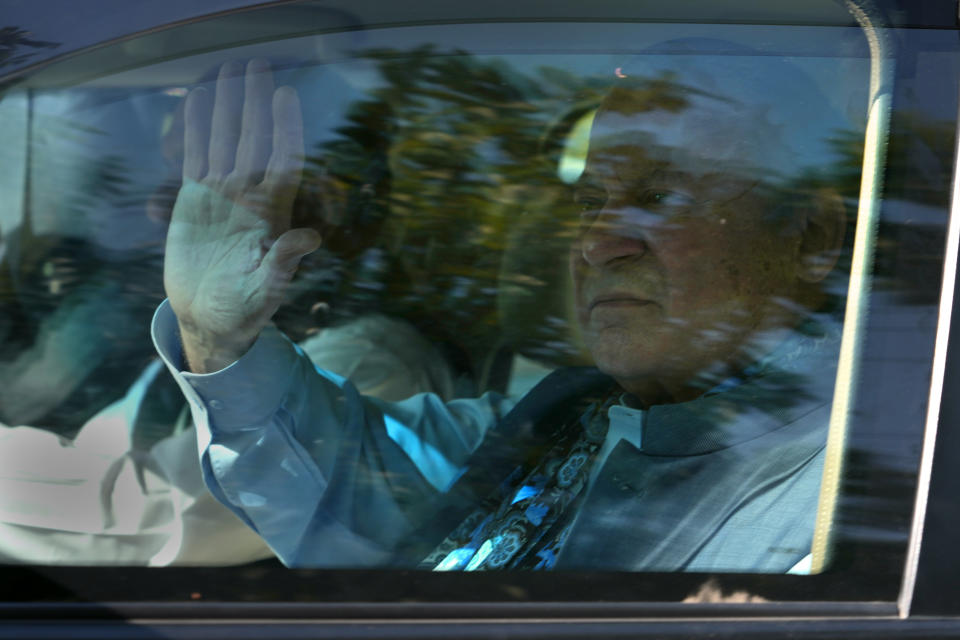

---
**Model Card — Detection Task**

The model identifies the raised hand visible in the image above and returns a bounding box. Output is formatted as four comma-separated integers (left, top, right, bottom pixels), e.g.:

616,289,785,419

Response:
164,60,321,373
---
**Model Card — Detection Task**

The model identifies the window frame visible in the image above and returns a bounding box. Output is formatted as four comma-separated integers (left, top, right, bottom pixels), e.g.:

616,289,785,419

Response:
2,0,960,634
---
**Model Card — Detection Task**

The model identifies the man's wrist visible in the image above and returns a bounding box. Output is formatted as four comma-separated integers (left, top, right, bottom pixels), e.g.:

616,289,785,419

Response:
178,323,258,374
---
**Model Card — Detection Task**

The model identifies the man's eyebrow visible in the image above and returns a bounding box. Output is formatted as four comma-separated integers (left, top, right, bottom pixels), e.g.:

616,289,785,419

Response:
648,168,668,183
572,178,588,192
613,161,670,188
694,172,762,204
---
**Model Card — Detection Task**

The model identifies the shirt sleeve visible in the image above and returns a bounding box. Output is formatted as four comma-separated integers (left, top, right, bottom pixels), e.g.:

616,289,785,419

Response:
298,314,457,402
151,301,515,567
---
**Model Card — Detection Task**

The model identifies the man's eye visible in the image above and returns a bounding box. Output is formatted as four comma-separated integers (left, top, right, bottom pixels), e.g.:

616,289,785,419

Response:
575,196,604,214
639,189,694,209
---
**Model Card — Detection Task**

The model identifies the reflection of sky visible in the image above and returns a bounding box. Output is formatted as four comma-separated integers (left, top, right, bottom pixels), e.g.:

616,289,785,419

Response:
593,51,863,180
312,22,872,178
180,21,875,161
913,38,960,122
32,20,881,187
25,89,174,251
334,21,872,123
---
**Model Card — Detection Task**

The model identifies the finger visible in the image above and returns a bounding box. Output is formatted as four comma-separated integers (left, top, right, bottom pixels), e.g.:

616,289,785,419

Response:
208,60,245,177
235,58,275,183
183,87,211,182
264,85,304,203
263,228,322,276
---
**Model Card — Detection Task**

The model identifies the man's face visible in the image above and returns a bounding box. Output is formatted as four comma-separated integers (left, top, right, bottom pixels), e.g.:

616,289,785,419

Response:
569,88,807,403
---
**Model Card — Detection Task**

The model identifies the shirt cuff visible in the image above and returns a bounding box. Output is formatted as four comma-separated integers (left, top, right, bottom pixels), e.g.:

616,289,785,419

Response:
151,300,300,431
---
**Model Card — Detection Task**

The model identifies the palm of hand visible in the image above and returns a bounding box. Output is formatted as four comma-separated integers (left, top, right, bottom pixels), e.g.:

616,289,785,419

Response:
165,181,275,338
163,59,319,371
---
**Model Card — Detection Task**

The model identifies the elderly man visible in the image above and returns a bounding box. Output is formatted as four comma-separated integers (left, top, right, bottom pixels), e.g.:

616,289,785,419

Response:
153,49,848,572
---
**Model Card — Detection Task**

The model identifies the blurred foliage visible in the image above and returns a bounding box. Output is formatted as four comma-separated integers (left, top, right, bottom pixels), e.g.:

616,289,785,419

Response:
0,26,58,71
1,44,955,432
279,48,638,381
789,109,954,304
0,96,166,433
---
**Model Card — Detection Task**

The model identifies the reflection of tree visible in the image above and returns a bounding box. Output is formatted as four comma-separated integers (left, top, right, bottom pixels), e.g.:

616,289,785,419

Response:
1,42,933,571
874,112,952,305
838,447,916,542
279,49,676,386
0,241,164,435
787,111,953,569
373,49,575,380
789,111,954,305
272,54,936,572
0,108,165,435
274,91,396,345
826,446,916,576
0,26,58,73
283,48,925,394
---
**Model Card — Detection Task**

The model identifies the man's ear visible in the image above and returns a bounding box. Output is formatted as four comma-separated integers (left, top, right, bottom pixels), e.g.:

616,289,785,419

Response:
797,189,847,284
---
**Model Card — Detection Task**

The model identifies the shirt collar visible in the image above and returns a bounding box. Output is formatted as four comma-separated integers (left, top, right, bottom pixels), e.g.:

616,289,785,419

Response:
607,314,840,456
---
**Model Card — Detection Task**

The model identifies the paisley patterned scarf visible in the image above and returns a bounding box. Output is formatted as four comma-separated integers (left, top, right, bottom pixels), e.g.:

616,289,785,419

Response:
422,393,617,571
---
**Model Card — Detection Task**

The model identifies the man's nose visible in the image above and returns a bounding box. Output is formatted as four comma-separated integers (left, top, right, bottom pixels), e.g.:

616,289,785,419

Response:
578,208,649,268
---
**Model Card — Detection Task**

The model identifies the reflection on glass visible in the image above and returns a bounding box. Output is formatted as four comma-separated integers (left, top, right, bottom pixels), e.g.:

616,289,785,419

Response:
0,16,947,579
150,38,860,573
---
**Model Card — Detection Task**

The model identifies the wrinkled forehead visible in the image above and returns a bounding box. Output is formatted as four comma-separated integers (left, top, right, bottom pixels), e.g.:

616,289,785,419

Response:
585,53,849,185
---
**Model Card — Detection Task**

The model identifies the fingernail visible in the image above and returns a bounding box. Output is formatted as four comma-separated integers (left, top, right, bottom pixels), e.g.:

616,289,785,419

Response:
249,58,270,74
221,60,244,78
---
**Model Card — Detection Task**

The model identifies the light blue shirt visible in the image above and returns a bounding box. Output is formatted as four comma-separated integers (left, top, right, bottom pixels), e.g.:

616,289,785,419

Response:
152,300,515,566
153,300,838,571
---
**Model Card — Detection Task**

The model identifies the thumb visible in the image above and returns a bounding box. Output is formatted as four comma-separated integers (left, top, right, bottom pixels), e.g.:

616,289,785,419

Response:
263,227,322,276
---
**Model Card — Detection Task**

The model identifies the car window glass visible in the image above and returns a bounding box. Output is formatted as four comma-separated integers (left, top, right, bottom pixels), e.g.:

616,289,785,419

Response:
0,2,953,604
